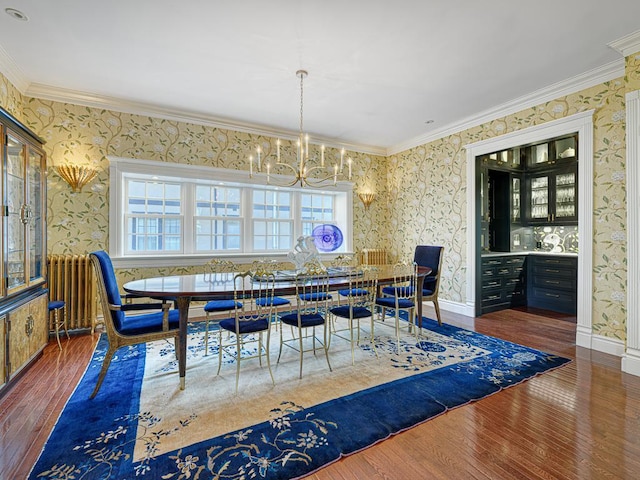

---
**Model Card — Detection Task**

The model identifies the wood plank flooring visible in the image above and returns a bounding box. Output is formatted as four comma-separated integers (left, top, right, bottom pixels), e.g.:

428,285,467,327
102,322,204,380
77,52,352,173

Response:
2,306,639,479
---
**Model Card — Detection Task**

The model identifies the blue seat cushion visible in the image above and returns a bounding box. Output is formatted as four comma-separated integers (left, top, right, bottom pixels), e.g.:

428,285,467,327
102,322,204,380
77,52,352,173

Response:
381,285,415,297
219,317,270,334
422,288,435,296
338,288,368,297
298,292,332,302
204,299,242,312
330,305,373,319
256,296,291,307
48,300,65,311
116,309,180,335
280,312,325,328
375,297,415,309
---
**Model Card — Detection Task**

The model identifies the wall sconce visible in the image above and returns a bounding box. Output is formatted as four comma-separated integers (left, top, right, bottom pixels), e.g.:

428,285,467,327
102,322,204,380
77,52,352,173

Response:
55,164,97,193
358,192,376,210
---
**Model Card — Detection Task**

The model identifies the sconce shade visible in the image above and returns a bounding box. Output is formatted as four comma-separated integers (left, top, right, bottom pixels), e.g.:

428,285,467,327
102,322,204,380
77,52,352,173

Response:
358,192,376,209
55,164,97,193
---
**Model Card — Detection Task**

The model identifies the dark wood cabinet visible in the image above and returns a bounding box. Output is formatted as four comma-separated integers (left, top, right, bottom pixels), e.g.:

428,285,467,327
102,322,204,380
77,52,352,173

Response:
527,255,577,314
480,255,527,314
526,165,578,225
0,107,48,397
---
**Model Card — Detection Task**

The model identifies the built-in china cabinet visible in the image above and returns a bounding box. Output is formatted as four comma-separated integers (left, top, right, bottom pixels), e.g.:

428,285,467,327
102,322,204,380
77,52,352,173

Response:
477,133,578,315
0,107,48,396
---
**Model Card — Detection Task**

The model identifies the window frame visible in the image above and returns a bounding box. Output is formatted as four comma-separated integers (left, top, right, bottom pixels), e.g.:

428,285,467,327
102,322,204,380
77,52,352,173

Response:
108,156,354,268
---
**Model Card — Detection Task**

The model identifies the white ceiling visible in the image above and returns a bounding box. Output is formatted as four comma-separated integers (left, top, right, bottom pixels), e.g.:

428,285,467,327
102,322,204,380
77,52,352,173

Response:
0,0,639,155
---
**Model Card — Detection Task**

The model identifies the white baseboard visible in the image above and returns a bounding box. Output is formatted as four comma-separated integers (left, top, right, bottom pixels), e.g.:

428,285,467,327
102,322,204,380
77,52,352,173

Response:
576,327,625,357
622,348,640,376
423,298,474,317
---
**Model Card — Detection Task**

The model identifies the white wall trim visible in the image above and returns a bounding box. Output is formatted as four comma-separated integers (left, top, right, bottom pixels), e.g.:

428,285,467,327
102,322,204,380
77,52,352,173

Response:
622,348,640,377
591,334,626,357
107,155,354,269
426,298,475,318
24,83,386,157
465,111,594,349
624,90,640,376
609,29,640,57
388,61,623,155
0,44,29,93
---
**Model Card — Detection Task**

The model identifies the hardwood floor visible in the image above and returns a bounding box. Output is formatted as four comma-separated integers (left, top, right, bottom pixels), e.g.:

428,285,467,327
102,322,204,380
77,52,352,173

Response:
2,307,640,479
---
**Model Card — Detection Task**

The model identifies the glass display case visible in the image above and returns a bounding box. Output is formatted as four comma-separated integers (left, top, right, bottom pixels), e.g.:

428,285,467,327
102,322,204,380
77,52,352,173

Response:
0,106,48,396
527,167,577,224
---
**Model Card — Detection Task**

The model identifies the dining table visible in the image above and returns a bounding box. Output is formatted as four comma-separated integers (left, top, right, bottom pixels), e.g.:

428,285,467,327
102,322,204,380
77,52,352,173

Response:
123,264,432,389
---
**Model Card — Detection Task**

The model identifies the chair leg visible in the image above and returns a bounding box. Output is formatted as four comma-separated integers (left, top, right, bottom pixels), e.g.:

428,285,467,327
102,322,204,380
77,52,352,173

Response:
235,334,241,394
53,310,62,350
433,298,442,326
323,322,332,372
349,317,355,365
369,315,378,358
265,328,275,385
217,330,223,376
298,329,304,379
90,345,116,399
204,317,210,356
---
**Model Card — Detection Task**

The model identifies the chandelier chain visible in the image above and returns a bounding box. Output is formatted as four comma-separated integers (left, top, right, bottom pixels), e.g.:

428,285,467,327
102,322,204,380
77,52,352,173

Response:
299,71,305,135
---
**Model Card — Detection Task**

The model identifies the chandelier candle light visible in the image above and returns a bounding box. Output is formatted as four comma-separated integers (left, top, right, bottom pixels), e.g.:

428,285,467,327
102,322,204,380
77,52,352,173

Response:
249,70,352,188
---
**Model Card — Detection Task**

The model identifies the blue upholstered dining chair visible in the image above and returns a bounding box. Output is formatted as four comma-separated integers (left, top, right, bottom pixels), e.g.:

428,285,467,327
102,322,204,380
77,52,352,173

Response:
202,259,242,355
251,259,291,313
217,270,276,393
329,267,379,365
278,264,333,378
89,250,179,399
413,245,445,327
375,261,419,349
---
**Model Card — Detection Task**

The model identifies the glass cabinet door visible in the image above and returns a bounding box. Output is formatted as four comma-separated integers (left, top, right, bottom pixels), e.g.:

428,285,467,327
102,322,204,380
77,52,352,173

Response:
512,176,521,222
5,134,26,293
529,174,550,222
553,170,577,222
27,148,45,285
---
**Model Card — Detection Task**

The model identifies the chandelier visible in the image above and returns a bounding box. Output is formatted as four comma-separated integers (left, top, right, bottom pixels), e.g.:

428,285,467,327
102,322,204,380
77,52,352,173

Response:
249,70,352,188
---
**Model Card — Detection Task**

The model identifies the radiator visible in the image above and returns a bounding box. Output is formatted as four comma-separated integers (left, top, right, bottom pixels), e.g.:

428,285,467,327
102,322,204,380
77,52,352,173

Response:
360,248,388,265
47,254,97,331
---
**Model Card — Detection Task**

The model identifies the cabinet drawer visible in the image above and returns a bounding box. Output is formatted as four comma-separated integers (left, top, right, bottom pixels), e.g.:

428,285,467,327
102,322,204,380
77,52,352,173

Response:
531,275,575,291
529,288,576,304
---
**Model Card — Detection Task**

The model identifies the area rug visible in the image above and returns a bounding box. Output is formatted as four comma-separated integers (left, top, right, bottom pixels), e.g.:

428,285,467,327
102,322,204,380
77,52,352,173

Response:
29,317,570,479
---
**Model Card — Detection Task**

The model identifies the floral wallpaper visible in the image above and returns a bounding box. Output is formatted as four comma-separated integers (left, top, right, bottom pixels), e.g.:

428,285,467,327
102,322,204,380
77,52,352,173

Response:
0,48,638,342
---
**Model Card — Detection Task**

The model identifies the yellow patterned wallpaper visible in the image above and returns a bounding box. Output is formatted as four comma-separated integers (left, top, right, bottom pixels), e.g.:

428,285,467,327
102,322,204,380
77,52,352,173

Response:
0,51,638,341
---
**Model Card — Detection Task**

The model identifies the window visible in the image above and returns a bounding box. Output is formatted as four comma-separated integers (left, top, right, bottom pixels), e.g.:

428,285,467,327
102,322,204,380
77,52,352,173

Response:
195,185,242,251
125,180,182,253
108,157,353,267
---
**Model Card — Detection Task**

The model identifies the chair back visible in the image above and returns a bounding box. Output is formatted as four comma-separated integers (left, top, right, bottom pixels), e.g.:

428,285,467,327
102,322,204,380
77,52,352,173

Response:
343,267,378,309
204,258,237,288
232,270,276,329
295,264,331,315
90,250,125,330
389,261,418,301
413,245,444,295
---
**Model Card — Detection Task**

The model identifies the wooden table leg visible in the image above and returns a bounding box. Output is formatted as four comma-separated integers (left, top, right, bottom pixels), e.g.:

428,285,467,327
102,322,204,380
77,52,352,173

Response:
175,296,192,390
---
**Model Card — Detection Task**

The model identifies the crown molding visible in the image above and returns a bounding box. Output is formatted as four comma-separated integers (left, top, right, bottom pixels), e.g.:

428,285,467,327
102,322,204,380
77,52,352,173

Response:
24,82,387,157
387,59,624,156
609,29,640,57
0,44,29,92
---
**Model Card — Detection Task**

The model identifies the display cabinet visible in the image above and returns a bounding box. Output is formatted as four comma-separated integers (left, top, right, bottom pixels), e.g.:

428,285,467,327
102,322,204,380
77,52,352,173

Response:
0,106,48,397
526,134,577,169
526,165,578,225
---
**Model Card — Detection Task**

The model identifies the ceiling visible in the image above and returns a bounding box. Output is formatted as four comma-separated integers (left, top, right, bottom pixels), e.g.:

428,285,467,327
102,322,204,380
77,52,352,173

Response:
0,0,639,155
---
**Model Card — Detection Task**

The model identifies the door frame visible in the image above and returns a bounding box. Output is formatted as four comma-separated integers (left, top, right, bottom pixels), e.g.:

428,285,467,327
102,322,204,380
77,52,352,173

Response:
465,110,594,348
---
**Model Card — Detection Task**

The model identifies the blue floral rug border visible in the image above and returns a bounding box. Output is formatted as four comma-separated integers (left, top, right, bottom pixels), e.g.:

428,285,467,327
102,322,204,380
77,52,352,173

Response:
29,318,570,480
